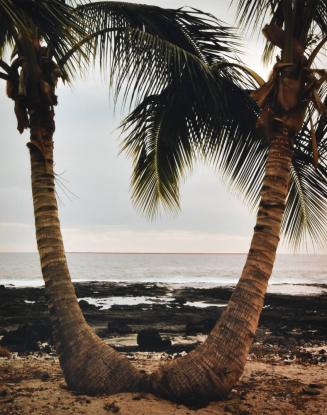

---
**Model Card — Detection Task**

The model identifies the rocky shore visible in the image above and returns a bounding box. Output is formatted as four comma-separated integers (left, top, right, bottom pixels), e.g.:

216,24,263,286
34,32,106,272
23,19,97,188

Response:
0,282,326,363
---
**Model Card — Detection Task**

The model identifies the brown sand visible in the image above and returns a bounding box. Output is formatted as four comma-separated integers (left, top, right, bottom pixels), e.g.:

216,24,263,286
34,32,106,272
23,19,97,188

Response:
0,352,326,415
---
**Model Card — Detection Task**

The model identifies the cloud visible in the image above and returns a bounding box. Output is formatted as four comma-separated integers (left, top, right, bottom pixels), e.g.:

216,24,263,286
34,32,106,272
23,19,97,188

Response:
0,221,252,253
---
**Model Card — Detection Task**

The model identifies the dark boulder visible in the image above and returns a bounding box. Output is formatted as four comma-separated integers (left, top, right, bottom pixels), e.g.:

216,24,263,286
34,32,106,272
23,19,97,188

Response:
137,329,171,351
78,299,99,311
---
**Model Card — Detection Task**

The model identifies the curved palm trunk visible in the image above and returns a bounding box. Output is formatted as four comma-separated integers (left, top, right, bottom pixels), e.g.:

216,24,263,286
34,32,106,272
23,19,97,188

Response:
150,133,293,403
28,103,146,394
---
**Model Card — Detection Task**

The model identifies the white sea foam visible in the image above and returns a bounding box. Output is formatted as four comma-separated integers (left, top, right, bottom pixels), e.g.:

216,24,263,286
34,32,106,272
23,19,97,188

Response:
79,296,174,309
79,297,227,309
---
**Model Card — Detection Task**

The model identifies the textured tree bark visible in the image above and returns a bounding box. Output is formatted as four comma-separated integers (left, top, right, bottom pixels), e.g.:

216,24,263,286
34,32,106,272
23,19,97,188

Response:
150,132,293,403
28,104,146,394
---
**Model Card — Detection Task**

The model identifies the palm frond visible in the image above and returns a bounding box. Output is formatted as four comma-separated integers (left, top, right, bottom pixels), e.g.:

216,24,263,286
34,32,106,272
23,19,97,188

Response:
121,92,192,218
74,2,239,107
0,0,23,56
282,111,327,249
121,64,263,217
77,3,238,62
0,0,87,79
202,70,266,209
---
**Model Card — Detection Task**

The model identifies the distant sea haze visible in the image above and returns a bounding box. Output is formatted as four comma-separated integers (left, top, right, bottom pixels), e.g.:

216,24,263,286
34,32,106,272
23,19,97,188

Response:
0,252,326,295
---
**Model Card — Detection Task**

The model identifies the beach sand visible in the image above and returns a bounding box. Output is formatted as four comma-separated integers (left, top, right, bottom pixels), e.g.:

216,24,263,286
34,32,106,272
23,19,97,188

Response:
0,350,326,415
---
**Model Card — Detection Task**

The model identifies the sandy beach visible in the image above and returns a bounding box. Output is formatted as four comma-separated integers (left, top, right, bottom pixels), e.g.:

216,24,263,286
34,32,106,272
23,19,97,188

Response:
0,348,326,415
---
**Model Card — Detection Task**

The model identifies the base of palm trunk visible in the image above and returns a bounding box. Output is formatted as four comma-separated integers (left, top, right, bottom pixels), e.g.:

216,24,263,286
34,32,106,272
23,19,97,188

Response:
58,327,149,394
149,347,239,405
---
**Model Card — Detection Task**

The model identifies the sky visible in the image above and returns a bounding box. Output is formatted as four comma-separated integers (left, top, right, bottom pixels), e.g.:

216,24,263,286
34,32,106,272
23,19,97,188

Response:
0,0,325,254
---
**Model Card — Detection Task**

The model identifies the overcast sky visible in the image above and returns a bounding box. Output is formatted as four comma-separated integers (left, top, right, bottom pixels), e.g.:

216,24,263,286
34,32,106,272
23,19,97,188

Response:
0,0,325,254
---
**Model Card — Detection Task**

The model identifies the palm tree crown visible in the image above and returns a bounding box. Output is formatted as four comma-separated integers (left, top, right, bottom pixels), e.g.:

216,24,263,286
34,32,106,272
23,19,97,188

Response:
235,0,327,248
122,0,327,250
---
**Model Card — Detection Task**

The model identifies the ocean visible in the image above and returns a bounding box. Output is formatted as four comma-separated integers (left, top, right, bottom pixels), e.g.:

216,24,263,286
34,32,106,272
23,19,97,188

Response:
0,252,326,295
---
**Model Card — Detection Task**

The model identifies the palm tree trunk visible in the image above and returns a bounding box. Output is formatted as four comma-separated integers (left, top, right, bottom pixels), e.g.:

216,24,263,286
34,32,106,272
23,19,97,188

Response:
28,104,146,394
150,132,293,403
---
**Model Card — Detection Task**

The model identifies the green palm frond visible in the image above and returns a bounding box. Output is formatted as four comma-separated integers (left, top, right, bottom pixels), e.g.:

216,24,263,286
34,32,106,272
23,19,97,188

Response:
77,3,237,63
121,64,263,217
75,2,239,106
121,92,193,217
282,111,327,249
202,70,266,209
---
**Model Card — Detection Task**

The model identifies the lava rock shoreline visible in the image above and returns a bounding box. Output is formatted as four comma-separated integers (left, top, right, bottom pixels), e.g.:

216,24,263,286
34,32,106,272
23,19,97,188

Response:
0,282,326,361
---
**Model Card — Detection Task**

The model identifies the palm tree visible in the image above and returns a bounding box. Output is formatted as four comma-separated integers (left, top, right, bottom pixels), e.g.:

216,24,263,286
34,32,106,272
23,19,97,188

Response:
120,0,326,403
1,0,248,395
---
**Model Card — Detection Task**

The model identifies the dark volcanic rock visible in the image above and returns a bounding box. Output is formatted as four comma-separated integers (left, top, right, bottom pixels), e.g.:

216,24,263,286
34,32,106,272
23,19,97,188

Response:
78,300,99,311
0,323,52,352
74,282,169,299
1,281,326,356
137,329,171,351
